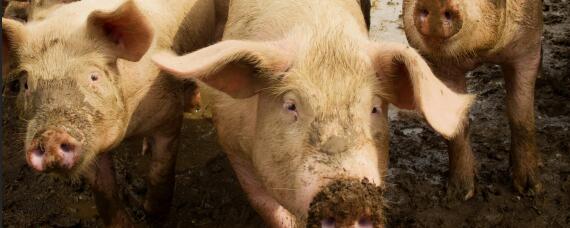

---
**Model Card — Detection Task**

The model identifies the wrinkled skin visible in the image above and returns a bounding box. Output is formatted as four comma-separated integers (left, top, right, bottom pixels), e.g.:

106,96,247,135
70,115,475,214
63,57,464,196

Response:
2,0,221,226
403,0,544,199
153,0,474,226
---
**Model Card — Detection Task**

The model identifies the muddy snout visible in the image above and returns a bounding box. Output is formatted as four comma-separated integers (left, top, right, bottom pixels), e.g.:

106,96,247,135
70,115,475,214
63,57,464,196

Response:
307,178,385,228
26,128,82,172
413,0,462,40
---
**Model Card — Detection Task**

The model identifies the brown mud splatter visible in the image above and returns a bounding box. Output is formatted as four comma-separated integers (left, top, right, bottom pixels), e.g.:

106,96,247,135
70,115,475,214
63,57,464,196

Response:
307,178,385,228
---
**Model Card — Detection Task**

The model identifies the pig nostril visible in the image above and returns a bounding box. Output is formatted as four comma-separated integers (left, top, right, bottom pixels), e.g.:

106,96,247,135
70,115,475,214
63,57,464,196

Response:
321,217,335,228
33,147,45,156
358,217,373,227
60,143,73,153
444,11,452,20
420,9,429,18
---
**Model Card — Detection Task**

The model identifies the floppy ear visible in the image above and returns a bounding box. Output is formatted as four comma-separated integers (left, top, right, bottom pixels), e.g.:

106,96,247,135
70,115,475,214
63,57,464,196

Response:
86,0,153,62
152,40,290,98
2,18,27,81
369,42,475,139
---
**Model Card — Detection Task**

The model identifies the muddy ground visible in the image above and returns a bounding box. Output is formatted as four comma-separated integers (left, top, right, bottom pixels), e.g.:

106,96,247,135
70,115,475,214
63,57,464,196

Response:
3,0,569,227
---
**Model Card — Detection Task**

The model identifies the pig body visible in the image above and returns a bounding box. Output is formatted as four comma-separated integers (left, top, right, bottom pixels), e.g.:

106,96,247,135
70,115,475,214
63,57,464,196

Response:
403,0,543,197
2,0,220,225
154,0,474,226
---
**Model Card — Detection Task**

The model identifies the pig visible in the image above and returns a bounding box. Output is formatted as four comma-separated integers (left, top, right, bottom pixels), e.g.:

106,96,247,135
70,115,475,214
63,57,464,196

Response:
153,0,474,226
2,0,222,226
402,0,543,198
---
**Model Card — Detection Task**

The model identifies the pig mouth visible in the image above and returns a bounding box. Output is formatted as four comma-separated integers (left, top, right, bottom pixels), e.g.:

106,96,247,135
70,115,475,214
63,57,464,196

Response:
306,178,385,228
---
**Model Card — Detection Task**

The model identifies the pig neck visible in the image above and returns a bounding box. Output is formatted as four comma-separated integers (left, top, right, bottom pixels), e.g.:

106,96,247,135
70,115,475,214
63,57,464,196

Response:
117,0,207,137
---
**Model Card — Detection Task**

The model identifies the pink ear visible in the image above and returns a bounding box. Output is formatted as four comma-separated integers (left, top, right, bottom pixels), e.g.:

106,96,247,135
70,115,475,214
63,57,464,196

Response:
2,18,26,80
152,40,290,99
86,0,153,62
370,42,475,139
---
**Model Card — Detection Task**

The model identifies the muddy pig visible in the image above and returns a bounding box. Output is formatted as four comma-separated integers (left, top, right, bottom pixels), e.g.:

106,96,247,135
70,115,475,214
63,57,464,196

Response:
153,0,474,226
403,0,543,198
2,0,222,226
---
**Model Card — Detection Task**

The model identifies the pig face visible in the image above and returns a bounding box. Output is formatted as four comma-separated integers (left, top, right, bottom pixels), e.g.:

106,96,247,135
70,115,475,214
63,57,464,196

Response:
154,28,473,222
246,37,389,218
403,0,500,57
2,1,153,176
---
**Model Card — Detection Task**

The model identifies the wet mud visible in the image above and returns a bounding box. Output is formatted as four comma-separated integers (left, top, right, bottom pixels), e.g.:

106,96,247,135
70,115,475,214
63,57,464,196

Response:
3,0,569,227
307,178,385,228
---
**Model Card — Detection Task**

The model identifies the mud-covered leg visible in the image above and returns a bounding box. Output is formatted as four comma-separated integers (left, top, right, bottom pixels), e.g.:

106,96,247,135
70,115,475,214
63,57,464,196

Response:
434,66,476,200
143,125,181,221
502,48,542,194
84,153,133,228
227,153,296,228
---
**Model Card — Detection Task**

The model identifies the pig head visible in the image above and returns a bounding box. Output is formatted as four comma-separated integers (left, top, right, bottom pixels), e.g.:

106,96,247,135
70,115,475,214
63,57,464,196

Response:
2,0,153,175
153,0,474,225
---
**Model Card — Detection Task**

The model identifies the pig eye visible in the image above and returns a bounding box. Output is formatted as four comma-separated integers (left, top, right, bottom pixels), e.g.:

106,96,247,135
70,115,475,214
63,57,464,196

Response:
371,105,380,114
283,100,298,120
7,79,20,94
287,103,296,112
321,217,335,228
90,72,100,81
6,71,28,95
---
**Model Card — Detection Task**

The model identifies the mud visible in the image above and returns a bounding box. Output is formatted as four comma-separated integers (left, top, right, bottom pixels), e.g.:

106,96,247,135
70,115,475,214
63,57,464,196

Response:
307,178,384,228
3,0,570,227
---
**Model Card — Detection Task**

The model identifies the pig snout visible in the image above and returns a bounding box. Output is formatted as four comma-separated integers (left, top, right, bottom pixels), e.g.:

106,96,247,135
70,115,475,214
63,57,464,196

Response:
307,178,385,228
26,128,82,172
413,0,463,40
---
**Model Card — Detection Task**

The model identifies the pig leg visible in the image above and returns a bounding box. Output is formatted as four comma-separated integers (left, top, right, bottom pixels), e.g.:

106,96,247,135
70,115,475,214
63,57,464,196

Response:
142,128,180,221
227,153,296,227
501,48,542,194
84,153,134,227
433,65,476,200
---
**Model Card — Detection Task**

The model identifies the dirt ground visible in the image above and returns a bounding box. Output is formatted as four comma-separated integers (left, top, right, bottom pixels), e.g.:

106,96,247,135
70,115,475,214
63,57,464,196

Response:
3,0,569,227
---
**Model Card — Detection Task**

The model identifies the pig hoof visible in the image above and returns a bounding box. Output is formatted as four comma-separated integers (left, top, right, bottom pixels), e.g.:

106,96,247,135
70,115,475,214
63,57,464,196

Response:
446,179,475,201
512,168,543,195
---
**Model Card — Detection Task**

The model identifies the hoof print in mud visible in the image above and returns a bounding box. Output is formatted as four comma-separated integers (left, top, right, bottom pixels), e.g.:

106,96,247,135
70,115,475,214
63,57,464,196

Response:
307,178,385,228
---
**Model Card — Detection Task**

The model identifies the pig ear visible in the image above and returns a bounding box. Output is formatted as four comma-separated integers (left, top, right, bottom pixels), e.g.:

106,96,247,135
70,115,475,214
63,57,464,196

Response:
2,18,27,80
86,0,153,62
370,42,475,139
152,40,290,98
